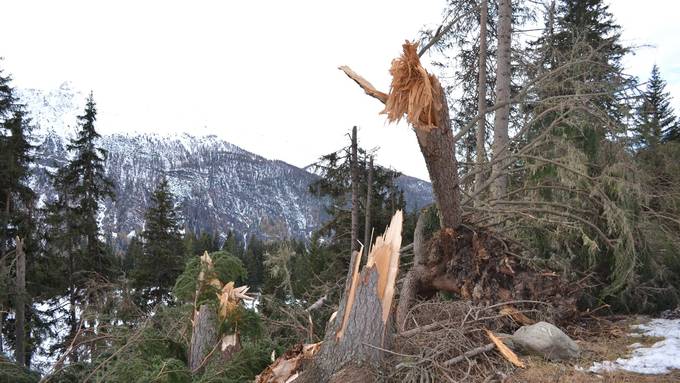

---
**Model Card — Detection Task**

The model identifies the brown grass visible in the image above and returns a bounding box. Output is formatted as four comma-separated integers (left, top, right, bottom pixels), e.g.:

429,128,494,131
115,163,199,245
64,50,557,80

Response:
509,316,677,383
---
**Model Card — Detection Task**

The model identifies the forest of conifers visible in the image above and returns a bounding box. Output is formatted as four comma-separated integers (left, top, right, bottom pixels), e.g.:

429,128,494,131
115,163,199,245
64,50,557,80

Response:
2,0,680,382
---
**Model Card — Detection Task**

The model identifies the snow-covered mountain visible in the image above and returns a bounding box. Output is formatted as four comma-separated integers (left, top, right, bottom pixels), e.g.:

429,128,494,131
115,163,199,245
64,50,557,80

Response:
21,83,433,242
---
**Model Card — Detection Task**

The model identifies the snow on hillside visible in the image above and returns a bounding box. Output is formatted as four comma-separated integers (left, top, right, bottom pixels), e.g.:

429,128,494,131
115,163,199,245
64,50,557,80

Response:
20,82,432,243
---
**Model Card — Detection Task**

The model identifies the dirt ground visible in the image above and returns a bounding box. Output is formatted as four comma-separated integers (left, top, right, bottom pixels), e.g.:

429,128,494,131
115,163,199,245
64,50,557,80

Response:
507,315,680,383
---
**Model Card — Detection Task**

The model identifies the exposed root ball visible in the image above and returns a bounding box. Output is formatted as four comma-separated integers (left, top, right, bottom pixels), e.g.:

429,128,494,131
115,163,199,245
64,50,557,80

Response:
416,226,577,320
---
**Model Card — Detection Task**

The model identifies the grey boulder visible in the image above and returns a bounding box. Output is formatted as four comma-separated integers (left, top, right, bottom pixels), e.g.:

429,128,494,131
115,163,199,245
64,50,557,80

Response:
511,321,580,360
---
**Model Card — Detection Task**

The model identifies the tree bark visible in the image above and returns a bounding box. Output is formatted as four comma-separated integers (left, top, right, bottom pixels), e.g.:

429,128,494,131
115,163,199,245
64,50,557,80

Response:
491,0,512,200
363,156,373,258
0,194,9,355
14,237,26,366
68,284,78,363
189,305,218,373
350,126,360,253
473,0,489,202
339,65,462,229
0,260,4,355
306,259,389,381
299,212,402,382
396,211,426,331
189,304,242,374
413,99,462,229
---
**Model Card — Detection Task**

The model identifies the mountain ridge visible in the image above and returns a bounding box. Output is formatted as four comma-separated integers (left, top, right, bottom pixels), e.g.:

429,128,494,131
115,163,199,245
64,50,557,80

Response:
22,83,434,242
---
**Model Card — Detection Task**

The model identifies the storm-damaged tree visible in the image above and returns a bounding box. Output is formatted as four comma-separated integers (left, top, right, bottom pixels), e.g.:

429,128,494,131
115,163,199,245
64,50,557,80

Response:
285,0,680,379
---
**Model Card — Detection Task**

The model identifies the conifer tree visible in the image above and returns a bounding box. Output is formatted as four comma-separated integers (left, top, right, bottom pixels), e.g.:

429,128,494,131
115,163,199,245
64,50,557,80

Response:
132,177,185,307
527,0,629,158
122,237,142,275
633,65,678,147
0,68,34,265
52,92,115,276
240,235,265,288
45,92,114,359
308,143,406,257
0,65,35,366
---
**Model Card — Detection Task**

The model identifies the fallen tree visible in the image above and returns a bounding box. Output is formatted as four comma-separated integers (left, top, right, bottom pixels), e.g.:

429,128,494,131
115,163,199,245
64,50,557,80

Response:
341,42,576,324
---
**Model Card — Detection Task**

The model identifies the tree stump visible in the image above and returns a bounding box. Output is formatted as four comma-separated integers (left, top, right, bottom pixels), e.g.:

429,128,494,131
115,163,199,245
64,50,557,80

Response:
189,304,218,373
298,211,403,382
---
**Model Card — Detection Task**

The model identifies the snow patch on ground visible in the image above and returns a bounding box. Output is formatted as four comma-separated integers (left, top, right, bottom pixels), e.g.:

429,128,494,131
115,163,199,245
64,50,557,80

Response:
587,319,680,375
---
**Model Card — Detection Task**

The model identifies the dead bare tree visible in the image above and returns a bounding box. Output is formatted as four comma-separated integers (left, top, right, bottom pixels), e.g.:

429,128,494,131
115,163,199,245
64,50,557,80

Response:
350,126,360,253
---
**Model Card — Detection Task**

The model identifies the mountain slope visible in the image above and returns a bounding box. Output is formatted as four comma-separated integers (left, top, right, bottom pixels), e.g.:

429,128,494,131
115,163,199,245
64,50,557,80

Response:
22,83,433,242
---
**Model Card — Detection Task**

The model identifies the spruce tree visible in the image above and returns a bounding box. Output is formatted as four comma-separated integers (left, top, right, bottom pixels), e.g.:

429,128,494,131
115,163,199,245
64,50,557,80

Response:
53,92,115,276
0,68,34,262
0,65,35,366
44,92,114,360
132,177,185,307
633,65,678,147
527,0,629,159
308,142,407,261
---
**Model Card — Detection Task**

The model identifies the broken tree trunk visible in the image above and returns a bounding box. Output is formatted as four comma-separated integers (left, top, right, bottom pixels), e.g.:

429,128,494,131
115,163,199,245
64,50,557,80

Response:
339,41,576,327
189,304,219,373
15,236,26,367
298,211,403,382
189,253,250,374
340,42,461,229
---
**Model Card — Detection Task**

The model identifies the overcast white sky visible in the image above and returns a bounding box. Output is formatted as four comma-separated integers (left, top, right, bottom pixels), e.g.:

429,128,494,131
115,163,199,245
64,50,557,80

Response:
2,0,679,180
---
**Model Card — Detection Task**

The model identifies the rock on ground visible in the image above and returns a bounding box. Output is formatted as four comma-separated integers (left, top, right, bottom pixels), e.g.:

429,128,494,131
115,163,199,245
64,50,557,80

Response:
511,321,580,360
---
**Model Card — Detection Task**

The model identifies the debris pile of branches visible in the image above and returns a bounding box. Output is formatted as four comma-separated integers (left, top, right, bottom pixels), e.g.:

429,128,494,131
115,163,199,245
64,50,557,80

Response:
388,299,556,382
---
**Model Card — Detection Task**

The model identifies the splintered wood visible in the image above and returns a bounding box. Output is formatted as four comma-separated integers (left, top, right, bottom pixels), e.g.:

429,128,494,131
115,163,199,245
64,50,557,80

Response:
189,252,252,373
335,244,363,341
254,342,322,383
365,211,402,323
336,210,403,339
287,211,404,382
486,330,526,368
383,41,443,131
340,41,443,132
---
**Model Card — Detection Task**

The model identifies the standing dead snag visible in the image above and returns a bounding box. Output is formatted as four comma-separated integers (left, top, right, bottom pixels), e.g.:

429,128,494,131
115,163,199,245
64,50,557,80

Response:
297,211,403,382
350,126,360,254
340,41,461,229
